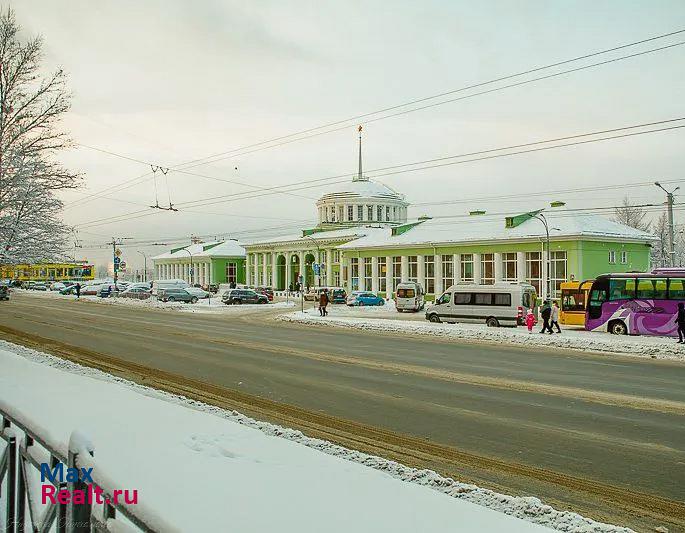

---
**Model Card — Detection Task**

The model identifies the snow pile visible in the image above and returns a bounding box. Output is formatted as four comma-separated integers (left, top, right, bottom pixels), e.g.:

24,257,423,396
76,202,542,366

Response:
0,340,632,532
278,312,685,361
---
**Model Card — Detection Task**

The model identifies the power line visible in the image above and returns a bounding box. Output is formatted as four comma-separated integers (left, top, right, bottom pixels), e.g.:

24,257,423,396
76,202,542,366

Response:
64,30,685,209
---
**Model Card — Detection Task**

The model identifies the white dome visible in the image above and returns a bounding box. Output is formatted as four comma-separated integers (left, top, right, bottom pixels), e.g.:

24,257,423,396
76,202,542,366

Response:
318,179,405,202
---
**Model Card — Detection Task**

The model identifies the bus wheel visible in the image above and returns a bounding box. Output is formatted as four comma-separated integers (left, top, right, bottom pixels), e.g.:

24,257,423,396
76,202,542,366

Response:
428,314,441,323
486,317,500,328
609,320,627,335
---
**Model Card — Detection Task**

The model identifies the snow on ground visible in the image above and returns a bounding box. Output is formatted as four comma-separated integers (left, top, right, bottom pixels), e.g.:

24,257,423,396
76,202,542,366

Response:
13,289,295,314
0,341,631,533
280,308,685,362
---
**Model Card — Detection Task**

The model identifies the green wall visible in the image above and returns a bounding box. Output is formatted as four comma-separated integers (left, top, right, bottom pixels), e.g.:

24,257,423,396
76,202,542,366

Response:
210,257,246,284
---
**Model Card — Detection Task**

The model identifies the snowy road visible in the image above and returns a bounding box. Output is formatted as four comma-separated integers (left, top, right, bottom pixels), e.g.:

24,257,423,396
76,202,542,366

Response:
1,291,684,532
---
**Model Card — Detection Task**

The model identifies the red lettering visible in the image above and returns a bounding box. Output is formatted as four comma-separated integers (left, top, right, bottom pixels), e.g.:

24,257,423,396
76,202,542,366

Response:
72,489,85,505
42,485,56,504
124,489,138,505
57,490,70,505
94,485,104,504
112,489,122,504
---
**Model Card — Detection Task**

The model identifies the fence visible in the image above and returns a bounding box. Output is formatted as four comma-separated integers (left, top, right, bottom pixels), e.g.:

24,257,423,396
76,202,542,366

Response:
1,404,176,533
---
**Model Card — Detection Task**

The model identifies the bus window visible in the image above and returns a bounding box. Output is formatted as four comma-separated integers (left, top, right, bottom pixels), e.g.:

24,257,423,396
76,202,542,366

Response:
669,279,685,299
636,278,667,299
454,293,472,305
562,291,586,312
608,279,635,300
474,293,492,305
494,293,512,306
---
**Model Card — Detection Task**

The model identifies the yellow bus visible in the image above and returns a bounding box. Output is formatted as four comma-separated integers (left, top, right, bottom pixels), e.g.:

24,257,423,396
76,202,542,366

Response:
0,262,95,282
559,280,593,326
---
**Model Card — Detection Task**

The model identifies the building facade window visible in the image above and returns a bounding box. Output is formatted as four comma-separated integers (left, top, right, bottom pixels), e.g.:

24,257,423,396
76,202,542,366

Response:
550,251,567,297
368,205,373,221
364,260,372,290
225,263,237,284
378,257,387,292
347,205,354,222
525,252,542,294
392,256,402,292
338,206,344,222
357,205,363,221
334,271,340,287
620,250,628,264
386,206,391,222
350,257,359,290
424,255,435,294
481,253,494,285
502,252,517,281
609,250,616,264
408,256,418,282
333,250,341,263
330,206,335,222
377,205,383,221
460,253,474,282
441,255,454,289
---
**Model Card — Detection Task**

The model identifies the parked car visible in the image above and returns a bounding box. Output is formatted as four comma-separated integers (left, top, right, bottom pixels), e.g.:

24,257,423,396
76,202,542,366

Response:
395,282,426,312
120,286,151,299
347,291,385,306
59,285,78,295
98,284,117,298
184,286,210,299
31,282,48,291
0,286,10,300
330,288,347,304
80,284,101,296
222,289,268,305
152,279,189,295
158,287,198,303
50,282,66,291
254,286,274,301
425,282,537,327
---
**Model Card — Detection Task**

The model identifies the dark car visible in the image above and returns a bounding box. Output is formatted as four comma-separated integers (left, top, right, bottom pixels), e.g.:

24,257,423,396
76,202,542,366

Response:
330,288,347,304
31,282,48,291
254,286,274,301
158,287,198,303
0,286,10,301
222,289,268,305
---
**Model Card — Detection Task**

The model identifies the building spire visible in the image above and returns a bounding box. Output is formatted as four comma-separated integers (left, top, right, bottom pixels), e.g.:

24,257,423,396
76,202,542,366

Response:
354,125,367,182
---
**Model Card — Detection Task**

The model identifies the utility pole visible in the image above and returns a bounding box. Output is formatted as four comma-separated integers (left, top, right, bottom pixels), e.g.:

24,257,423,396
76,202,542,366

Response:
655,182,679,267
137,250,148,282
107,237,131,290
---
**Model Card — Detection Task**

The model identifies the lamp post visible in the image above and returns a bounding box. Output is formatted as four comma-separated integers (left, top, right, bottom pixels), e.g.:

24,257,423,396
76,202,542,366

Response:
136,251,148,282
180,248,193,286
655,181,679,267
303,234,324,287
530,213,561,301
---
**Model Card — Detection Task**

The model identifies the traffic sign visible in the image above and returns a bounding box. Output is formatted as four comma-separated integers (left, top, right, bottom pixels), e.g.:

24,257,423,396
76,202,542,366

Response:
114,256,121,265
120,261,127,270
115,248,122,257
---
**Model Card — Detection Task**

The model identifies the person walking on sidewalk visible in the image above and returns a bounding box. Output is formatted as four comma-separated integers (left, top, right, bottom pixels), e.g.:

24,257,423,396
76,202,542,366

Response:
525,309,537,333
539,300,553,334
319,289,329,317
675,302,685,343
550,301,562,333
75,282,81,299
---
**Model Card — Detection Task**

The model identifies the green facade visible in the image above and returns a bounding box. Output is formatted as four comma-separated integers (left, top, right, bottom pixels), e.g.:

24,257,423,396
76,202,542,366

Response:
210,257,246,285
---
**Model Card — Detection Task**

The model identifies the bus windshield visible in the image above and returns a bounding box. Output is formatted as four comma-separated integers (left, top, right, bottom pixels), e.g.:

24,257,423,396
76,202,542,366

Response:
397,288,415,298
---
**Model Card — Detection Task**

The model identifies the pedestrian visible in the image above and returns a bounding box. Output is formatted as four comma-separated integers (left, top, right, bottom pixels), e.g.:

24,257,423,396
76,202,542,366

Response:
539,300,553,334
525,309,536,333
75,282,81,299
550,301,562,333
675,302,685,343
319,289,329,317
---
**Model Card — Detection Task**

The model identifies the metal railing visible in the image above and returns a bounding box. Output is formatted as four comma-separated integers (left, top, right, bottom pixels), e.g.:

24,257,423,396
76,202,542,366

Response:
1,405,175,533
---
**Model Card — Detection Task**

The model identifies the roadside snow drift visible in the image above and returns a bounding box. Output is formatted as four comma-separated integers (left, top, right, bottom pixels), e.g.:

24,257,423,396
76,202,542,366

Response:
0,341,631,532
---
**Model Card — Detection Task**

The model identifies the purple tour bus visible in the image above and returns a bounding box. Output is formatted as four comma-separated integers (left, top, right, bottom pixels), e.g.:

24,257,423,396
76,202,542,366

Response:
585,268,685,336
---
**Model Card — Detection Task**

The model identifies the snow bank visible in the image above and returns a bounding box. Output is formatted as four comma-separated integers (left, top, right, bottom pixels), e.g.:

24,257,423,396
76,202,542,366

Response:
0,340,631,532
278,312,685,362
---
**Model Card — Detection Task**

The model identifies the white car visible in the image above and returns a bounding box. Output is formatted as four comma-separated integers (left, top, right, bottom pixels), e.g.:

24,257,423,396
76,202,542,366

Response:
184,286,210,299
50,282,66,291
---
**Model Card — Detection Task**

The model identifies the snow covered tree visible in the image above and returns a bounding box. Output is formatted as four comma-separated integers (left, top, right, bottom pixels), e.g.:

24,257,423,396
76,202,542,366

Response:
613,196,651,232
0,8,81,263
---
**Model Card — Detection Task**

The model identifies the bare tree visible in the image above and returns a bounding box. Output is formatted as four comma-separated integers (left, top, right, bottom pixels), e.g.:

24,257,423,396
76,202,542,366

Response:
613,196,651,232
651,212,669,268
0,8,81,263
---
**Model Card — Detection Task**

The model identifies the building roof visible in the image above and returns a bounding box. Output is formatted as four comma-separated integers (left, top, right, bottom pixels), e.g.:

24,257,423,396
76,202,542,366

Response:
152,240,245,260
338,211,655,250
245,226,389,248
317,178,406,203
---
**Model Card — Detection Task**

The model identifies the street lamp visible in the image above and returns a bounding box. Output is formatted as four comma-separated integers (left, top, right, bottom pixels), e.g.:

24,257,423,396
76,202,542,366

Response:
180,248,193,286
137,250,148,282
302,234,325,288
530,213,561,301
655,181,679,267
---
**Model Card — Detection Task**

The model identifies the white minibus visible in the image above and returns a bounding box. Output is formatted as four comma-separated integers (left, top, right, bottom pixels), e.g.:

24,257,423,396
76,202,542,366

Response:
395,282,425,312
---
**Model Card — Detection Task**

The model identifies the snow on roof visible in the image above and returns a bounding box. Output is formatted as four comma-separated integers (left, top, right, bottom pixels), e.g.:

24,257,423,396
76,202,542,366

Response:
338,211,655,249
317,178,406,202
245,226,389,247
152,240,245,260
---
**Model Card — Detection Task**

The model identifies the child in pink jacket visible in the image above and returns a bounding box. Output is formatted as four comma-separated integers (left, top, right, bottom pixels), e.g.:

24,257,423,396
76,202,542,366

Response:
525,310,537,333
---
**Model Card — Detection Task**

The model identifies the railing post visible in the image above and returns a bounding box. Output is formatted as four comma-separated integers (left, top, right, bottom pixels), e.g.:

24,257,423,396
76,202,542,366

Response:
16,436,31,533
56,482,67,533
67,446,93,533
6,434,16,533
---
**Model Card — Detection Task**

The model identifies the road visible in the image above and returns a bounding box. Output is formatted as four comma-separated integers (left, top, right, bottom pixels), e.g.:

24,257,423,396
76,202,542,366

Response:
1,292,684,532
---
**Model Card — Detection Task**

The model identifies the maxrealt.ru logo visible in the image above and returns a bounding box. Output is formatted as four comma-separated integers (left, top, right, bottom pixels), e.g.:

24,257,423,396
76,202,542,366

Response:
40,462,138,506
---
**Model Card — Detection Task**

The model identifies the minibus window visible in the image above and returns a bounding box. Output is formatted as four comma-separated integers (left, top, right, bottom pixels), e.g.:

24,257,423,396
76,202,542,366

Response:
474,293,492,305
454,293,472,305
494,293,511,306
435,293,450,305
397,288,416,298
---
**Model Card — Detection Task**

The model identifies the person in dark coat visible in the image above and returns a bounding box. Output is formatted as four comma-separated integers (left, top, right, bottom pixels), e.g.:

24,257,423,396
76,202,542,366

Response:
319,289,329,316
539,300,553,334
75,283,81,299
675,302,685,343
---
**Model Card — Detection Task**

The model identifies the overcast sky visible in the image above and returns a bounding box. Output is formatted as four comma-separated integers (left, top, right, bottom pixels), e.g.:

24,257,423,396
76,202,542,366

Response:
9,0,685,270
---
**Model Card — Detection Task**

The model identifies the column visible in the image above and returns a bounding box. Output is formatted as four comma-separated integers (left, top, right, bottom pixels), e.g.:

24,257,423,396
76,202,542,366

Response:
401,256,408,282
494,252,503,283
385,255,393,297
371,256,379,293
271,253,277,288
345,255,352,292
285,252,292,290
435,254,443,296
358,257,365,291
542,250,549,301
417,255,425,288
262,253,268,286
245,253,251,287
517,252,526,283
473,253,482,284
208,261,213,285
298,250,305,287
326,249,333,287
